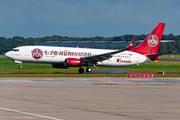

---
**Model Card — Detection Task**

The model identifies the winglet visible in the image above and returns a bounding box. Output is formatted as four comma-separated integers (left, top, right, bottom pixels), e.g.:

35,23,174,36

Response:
126,38,136,49
122,38,136,51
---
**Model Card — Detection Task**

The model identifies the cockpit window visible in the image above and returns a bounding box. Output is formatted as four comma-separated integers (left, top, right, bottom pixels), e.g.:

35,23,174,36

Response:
13,49,19,52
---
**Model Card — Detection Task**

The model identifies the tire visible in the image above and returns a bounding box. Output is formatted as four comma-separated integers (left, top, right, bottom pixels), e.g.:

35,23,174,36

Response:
86,67,92,72
78,68,84,73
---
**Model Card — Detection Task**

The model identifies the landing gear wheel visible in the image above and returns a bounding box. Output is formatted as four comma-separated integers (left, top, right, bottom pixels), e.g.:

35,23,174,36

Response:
78,68,84,73
86,67,92,73
19,65,22,69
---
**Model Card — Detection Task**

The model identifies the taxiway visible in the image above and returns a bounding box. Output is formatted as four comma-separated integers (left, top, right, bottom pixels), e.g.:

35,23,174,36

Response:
0,77,180,120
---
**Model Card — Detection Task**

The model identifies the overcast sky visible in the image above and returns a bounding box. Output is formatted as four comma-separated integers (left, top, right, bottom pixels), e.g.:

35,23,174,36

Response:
0,0,180,38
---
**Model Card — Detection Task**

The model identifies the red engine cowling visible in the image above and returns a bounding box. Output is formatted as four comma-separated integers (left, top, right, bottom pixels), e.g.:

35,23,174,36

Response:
52,63,69,69
65,58,82,67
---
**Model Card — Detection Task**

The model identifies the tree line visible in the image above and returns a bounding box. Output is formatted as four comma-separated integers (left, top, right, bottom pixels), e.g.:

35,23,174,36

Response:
0,33,180,55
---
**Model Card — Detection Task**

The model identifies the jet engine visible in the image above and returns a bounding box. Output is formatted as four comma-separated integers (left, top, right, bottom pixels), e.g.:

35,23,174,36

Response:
52,63,69,69
65,58,82,67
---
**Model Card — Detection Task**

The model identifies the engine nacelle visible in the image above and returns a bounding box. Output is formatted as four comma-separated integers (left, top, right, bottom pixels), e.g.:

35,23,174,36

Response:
65,58,82,67
52,63,69,69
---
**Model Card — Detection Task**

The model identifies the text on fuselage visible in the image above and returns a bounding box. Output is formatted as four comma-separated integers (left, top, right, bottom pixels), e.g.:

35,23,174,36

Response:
44,50,92,57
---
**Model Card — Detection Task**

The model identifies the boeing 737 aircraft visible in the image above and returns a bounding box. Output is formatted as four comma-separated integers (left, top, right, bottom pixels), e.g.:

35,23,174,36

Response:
5,23,166,73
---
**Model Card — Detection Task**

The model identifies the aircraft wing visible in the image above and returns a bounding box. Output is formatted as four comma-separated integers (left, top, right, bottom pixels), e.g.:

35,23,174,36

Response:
81,49,126,64
81,38,136,64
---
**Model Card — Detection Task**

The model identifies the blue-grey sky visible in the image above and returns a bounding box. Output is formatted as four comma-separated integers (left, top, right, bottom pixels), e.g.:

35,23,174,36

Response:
0,0,180,38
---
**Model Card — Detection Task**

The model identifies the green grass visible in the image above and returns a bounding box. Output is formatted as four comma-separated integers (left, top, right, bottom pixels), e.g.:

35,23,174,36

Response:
1,55,180,74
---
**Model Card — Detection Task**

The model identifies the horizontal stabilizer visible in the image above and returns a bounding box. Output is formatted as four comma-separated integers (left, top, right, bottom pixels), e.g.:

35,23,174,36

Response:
147,52,173,57
147,51,175,61
158,58,180,61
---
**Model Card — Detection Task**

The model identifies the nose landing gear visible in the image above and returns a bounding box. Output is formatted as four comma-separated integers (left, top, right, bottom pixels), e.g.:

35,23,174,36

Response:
13,60,23,69
19,65,23,69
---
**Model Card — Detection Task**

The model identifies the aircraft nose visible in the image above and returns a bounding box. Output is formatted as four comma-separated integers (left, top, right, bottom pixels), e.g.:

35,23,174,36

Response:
4,51,11,58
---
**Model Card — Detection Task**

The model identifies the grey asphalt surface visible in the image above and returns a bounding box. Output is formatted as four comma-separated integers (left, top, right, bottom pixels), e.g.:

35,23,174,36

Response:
0,77,180,120
0,77,180,83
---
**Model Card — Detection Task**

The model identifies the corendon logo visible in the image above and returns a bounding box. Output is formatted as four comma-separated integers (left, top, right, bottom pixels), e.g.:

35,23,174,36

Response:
147,35,159,47
116,58,132,63
32,48,43,59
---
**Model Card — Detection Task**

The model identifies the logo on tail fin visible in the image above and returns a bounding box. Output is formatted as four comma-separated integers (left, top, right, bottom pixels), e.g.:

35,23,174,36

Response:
129,23,165,55
147,35,159,47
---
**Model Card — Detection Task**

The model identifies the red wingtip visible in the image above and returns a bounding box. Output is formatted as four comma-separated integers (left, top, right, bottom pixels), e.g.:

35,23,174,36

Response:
127,38,136,49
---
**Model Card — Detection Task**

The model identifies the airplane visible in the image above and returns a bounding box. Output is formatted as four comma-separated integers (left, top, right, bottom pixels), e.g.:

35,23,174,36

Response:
5,23,166,73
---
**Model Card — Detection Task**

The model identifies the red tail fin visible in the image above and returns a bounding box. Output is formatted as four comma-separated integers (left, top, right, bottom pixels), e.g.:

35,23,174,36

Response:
130,23,165,55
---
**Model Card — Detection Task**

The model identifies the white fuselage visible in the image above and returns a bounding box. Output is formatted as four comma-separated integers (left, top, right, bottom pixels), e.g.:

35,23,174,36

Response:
5,46,151,67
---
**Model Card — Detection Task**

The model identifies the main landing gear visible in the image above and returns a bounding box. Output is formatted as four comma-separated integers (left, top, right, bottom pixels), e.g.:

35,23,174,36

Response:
78,67,92,73
86,67,92,72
